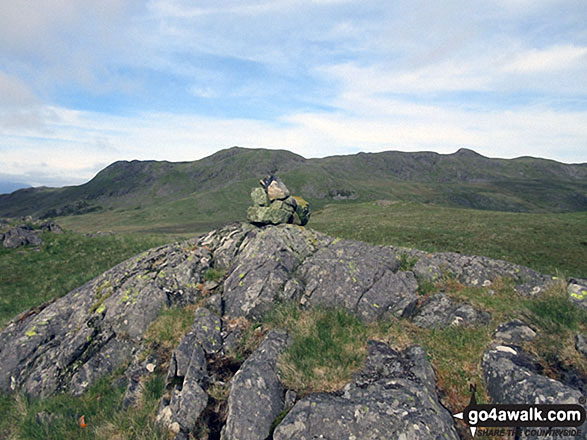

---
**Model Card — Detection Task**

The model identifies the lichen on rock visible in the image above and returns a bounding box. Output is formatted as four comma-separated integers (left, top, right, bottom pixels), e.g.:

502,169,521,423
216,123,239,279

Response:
246,175,311,226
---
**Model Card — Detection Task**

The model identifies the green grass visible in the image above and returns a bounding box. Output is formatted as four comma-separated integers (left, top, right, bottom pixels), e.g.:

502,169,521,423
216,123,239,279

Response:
143,305,197,355
0,372,170,440
264,304,368,394
0,231,170,328
311,201,587,277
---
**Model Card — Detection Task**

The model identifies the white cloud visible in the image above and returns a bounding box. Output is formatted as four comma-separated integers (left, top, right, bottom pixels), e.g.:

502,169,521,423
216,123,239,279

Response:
502,45,587,73
2,94,586,187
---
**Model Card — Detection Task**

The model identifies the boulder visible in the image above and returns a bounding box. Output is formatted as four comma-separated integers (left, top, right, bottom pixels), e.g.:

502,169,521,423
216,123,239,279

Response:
482,343,586,415
39,221,64,234
3,226,42,248
247,205,292,225
221,329,290,440
273,341,460,440
412,293,491,329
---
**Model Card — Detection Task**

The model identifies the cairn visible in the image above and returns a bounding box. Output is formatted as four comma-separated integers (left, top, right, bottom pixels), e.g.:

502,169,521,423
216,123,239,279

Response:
246,176,310,226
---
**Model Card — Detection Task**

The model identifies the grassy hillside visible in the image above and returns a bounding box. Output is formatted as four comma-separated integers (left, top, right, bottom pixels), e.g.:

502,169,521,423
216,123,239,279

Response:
1,148,585,223
0,231,171,328
311,201,587,278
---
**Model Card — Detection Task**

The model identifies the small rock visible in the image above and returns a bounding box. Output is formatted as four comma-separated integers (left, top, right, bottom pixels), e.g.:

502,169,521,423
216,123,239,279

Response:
39,221,63,234
568,278,587,310
494,319,537,343
266,178,290,201
250,187,270,206
292,196,310,226
412,294,490,329
576,334,587,357
284,390,297,411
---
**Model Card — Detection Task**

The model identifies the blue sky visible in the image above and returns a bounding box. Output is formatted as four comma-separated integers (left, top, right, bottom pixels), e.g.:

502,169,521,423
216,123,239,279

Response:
1,0,586,187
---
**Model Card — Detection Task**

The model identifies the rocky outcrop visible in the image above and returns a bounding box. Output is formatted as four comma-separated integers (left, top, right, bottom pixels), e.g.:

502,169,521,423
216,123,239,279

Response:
221,329,290,440
0,233,221,396
2,225,42,248
1,221,577,439
1,219,64,248
482,343,587,437
410,251,553,295
274,341,460,440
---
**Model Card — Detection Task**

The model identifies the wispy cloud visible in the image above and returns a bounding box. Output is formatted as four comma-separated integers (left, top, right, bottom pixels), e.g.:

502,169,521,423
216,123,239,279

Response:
1,0,586,187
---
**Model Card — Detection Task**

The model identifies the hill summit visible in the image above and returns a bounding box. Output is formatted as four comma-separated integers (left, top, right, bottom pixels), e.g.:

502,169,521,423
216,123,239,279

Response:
1,222,585,438
0,147,585,228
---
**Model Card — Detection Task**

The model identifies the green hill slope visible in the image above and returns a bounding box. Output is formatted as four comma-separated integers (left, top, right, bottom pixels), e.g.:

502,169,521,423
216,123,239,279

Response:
0,147,585,231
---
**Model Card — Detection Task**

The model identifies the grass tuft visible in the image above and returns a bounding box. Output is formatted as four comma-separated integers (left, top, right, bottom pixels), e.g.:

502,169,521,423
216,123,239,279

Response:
266,304,367,394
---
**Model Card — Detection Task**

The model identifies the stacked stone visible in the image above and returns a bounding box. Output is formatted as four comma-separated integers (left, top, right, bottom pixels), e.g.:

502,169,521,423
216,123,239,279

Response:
246,176,310,226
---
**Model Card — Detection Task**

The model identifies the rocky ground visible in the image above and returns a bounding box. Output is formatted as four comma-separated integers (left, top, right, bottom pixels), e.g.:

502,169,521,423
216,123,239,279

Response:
0,222,585,439
0,217,63,248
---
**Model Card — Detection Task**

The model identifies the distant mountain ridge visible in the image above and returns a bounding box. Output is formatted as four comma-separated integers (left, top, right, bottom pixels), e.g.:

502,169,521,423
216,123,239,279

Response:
0,147,585,222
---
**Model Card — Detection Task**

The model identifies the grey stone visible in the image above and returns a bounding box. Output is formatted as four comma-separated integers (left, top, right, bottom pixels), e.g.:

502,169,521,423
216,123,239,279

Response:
494,319,537,343
246,205,292,225
576,334,587,357
273,341,459,440
568,278,587,310
158,334,208,435
294,238,401,320
412,294,491,329
411,251,554,295
205,294,223,316
3,226,42,248
267,178,290,201
191,307,223,354
221,329,290,440
356,270,419,321
250,187,270,206
223,225,328,318
482,343,586,438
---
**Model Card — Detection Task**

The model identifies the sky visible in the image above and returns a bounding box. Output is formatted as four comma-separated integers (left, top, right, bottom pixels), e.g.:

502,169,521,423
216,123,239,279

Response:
1,0,586,187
